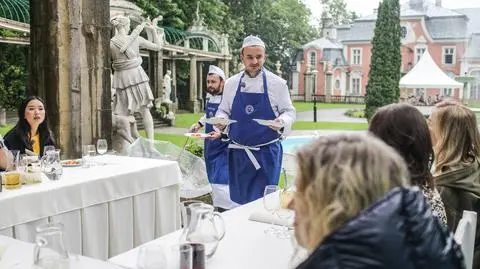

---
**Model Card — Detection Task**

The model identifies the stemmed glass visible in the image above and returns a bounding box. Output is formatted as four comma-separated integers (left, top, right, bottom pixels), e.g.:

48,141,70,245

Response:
276,189,295,239
263,185,280,235
96,139,108,155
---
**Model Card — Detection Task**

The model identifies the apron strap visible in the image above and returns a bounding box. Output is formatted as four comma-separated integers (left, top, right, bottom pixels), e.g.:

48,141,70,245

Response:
228,138,280,170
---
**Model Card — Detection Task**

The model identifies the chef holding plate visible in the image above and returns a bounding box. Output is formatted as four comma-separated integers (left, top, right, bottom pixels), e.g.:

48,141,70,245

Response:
190,65,239,211
214,35,296,204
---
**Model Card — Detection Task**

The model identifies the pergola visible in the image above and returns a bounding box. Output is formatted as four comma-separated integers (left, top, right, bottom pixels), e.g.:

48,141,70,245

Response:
1,0,232,112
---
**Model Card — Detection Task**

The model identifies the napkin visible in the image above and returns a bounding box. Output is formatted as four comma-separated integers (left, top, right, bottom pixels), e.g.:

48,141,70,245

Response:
248,210,293,228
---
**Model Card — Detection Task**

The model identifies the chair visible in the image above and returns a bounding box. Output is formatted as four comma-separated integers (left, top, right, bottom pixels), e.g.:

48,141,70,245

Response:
454,210,477,269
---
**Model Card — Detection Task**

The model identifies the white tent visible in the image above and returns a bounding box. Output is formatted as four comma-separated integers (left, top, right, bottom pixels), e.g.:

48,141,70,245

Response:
399,50,463,96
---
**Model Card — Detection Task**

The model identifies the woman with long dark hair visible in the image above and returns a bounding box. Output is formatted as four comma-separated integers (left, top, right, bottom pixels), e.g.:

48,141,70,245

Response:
369,103,447,224
4,96,55,156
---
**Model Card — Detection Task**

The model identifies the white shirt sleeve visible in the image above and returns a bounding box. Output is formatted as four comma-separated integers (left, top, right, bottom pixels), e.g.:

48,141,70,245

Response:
215,70,296,134
216,74,240,119
198,114,206,126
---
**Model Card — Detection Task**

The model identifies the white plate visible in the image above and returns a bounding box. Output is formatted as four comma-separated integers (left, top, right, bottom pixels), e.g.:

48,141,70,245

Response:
253,119,283,128
205,117,237,125
184,133,210,139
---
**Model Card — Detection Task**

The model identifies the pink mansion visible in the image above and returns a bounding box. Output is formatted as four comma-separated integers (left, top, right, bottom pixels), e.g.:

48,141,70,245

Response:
291,0,480,101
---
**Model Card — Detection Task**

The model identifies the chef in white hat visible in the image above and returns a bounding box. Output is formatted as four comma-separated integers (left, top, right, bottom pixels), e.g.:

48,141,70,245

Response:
190,65,239,211
214,35,296,205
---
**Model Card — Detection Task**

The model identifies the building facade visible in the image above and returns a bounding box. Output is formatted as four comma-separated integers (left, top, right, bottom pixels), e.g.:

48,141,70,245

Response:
292,0,480,102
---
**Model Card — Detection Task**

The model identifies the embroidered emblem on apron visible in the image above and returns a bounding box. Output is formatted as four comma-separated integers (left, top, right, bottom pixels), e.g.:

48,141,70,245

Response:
245,105,254,114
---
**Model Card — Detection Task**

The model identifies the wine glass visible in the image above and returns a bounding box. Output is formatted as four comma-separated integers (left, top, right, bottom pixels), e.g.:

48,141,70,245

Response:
263,185,280,235
276,189,295,239
96,139,108,155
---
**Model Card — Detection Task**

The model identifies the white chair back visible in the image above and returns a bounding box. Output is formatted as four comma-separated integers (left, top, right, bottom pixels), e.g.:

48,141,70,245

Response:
454,210,477,269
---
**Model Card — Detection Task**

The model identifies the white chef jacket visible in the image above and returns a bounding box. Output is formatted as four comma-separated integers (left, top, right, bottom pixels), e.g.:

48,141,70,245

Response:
216,68,296,134
197,93,223,126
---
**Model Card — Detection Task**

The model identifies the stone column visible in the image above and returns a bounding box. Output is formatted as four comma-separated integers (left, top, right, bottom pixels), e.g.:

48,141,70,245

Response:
189,55,199,113
304,68,313,102
218,59,230,78
149,51,163,100
325,72,333,103
197,63,203,111
171,59,178,110
30,0,111,158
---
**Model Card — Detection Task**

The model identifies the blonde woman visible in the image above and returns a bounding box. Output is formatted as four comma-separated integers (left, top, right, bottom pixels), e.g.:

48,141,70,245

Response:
429,100,480,268
291,134,464,269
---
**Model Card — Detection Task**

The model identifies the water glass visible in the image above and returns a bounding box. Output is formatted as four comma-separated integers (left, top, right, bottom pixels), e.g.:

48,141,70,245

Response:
82,145,96,168
136,244,166,269
43,146,55,156
263,185,280,235
96,139,108,155
168,244,193,269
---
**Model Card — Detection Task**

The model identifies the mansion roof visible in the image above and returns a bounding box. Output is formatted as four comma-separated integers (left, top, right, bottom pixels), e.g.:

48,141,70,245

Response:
336,5,480,42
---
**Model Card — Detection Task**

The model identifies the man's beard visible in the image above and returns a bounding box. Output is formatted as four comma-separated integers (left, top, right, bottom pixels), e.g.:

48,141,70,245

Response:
207,87,222,95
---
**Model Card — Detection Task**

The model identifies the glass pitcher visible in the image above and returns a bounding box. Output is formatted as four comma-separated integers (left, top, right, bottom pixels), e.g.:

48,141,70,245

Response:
179,202,225,259
33,222,70,269
41,149,63,181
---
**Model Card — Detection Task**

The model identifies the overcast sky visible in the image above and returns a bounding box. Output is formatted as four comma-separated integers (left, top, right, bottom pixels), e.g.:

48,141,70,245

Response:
304,0,480,25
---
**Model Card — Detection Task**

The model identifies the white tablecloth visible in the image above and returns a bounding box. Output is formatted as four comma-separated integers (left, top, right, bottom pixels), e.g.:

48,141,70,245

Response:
0,155,182,260
0,235,121,269
109,196,296,269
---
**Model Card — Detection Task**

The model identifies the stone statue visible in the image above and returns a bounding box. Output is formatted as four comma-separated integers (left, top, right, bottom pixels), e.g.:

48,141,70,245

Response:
163,70,172,104
110,15,161,143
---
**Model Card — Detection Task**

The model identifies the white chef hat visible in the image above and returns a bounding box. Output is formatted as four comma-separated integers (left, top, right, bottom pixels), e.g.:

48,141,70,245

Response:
208,65,226,81
241,35,265,51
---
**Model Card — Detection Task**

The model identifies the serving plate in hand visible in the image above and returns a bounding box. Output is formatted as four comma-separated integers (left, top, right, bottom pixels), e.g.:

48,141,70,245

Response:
253,119,283,128
205,117,237,125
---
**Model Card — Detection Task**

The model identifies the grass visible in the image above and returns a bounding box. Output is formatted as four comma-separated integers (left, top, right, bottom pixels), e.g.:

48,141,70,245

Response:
175,113,204,129
292,121,368,130
0,124,13,136
139,130,200,148
294,102,365,112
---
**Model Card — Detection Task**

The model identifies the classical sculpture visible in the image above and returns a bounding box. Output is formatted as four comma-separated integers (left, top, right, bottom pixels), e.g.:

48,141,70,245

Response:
163,70,172,104
110,15,161,143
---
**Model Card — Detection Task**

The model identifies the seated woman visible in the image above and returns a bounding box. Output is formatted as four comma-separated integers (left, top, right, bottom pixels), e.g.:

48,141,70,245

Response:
429,99,480,267
4,96,55,156
291,133,464,269
369,103,447,224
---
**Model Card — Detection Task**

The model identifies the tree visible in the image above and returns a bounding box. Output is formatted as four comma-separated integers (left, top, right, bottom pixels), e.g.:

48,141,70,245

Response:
364,0,402,120
321,0,357,25
0,30,28,112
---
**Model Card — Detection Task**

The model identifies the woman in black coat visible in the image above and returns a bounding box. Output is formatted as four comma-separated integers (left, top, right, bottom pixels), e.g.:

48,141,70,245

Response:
291,133,465,269
4,96,55,157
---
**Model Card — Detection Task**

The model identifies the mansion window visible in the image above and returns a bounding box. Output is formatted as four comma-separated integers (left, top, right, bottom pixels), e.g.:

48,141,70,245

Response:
471,71,480,100
416,48,426,63
351,48,362,65
443,47,455,65
352,78,361,95
442,88,452,97
309,52,316,69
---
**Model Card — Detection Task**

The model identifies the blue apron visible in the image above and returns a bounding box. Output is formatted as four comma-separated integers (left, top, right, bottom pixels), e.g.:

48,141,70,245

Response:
228,70,283,204
204,97,229,185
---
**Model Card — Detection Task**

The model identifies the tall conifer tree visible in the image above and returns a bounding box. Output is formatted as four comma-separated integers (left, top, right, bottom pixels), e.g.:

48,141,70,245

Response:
365,0,402,120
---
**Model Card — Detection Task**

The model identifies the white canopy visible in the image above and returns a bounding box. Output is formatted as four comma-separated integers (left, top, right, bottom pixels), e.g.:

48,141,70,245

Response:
399,50,463,89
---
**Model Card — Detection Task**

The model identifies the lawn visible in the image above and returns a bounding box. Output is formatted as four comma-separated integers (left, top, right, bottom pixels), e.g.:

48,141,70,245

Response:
175,113,204,128
292,121,368,130
0,124,13,136
294,102,365,112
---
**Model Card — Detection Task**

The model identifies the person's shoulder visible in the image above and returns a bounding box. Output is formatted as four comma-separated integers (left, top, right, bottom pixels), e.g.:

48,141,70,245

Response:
264,69,287,85
224,72,243,88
